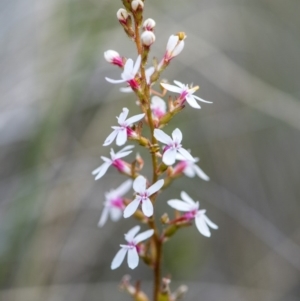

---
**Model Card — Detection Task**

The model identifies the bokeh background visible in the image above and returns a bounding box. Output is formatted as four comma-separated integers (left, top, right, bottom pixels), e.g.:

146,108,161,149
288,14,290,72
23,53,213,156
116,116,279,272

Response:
1,0,300,300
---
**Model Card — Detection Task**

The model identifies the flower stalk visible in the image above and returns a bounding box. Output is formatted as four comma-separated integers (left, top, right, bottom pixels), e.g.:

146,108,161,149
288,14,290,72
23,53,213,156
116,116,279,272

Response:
92,1,218,301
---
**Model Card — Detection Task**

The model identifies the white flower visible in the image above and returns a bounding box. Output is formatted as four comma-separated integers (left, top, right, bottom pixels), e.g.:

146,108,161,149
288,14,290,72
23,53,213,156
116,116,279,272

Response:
174,153,210,181
98,179,132,227
164,34,186,62
92,145,134,180
154,128,195,166
120,66,154,93
104,50,123,67
123,176,164,218
105,55,141,89
103,108,145,146
167,191,218,237
161,80,212,109
151,96,166,119
111,225,154,270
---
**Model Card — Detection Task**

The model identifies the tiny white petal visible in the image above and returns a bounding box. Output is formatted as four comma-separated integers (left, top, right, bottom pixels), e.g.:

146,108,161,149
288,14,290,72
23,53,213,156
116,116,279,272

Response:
123,198,140,218
103,129,118,146
98,207,109,227
154,129,173,144
124,59,134,73
172,128,182,142
171,40,184,57
105,77,127,84
133,176,147,194
146,179,164,196
166,35,178,52
120,86,133,93
185,95,201,109
193,165,210,181
94,162,111,180
127,248,139,269
125,225,141,241
180,191,197,206
116,129,127,146
141,198,154,217
193,95,212,103
195,215,211,237
111,247,128,270
118,108,129,124
173,80,185,88
132,55,141,76
160,83,182,93
167,200,193,212
125,113,145,125
134,229,154,244
163,148,177,165
178,148,196,162
110,207,122,221
182,165,196,177
203,214,218,229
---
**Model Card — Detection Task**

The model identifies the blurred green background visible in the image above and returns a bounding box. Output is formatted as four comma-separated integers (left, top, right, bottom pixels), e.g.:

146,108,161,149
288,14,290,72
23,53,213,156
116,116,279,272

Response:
1,0,300,300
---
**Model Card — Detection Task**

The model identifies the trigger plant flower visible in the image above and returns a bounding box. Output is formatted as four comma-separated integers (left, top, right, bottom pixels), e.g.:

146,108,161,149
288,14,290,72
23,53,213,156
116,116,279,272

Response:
161,80,212,109
105,55,141,90
168,191,218,237
164,34,185,62
92,145,134,180
98,179,133,227
123,176,164,218
154,128,195,166
111,225,154,270
103,108,145,146
173,153,210,181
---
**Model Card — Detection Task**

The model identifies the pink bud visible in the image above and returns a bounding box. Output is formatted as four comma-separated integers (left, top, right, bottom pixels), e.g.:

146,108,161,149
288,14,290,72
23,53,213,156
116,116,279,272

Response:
116,8,129,24
143,18,156,31
104,50,123,67
131,0,144,11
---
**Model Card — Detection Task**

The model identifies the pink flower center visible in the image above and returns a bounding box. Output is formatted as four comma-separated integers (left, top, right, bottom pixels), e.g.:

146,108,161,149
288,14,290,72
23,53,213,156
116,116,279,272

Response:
183,210,197,221
112,57,124,67
110,197,124,209
128,79,140,90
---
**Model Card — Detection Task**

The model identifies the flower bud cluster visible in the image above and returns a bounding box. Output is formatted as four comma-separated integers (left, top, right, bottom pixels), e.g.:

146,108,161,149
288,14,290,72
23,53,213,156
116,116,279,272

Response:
92,1,218,300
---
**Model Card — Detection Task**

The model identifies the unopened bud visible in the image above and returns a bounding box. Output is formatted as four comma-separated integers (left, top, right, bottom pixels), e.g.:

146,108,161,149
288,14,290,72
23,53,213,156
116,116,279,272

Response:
104,50,123,67
161,213,170,224
143,18,156,31
131,0,144,11
141,31,155,46
117,8,129,24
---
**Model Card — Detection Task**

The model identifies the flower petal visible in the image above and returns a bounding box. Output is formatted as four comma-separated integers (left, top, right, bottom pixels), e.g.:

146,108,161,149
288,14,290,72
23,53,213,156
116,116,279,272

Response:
160,83,182,93
178,148,195,162
185,95,201,109
193,95,213,103
133,176,147,194
127,248,139,269
120,86,133,93
134,229,154,244
110,207,122,221
125,113,145,125
173,80,185,88
167,200,193,212
111,247,127,270
98,207,109,227
118,108,129,124
180,191,197,206
154,129,173,145
125,225,141,241
103,129,119,146
132,55,141,76
94,162,111,180
105,77,127,84
182,165,196,177
124,58,134,73
166,35,178,52
171,40,184,57
141,198,154,217
163,148,177,165
115,179,133,196
203,214,218,229
147,179,164,196
195,215,211,237
116,129,127,146
123,198,140,218
172,128,182,143
193,165,210,181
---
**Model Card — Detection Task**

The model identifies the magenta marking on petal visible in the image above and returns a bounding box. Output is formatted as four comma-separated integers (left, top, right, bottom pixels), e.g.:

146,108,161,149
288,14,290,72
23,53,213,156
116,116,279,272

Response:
110,197,124,209
113,58,124,67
